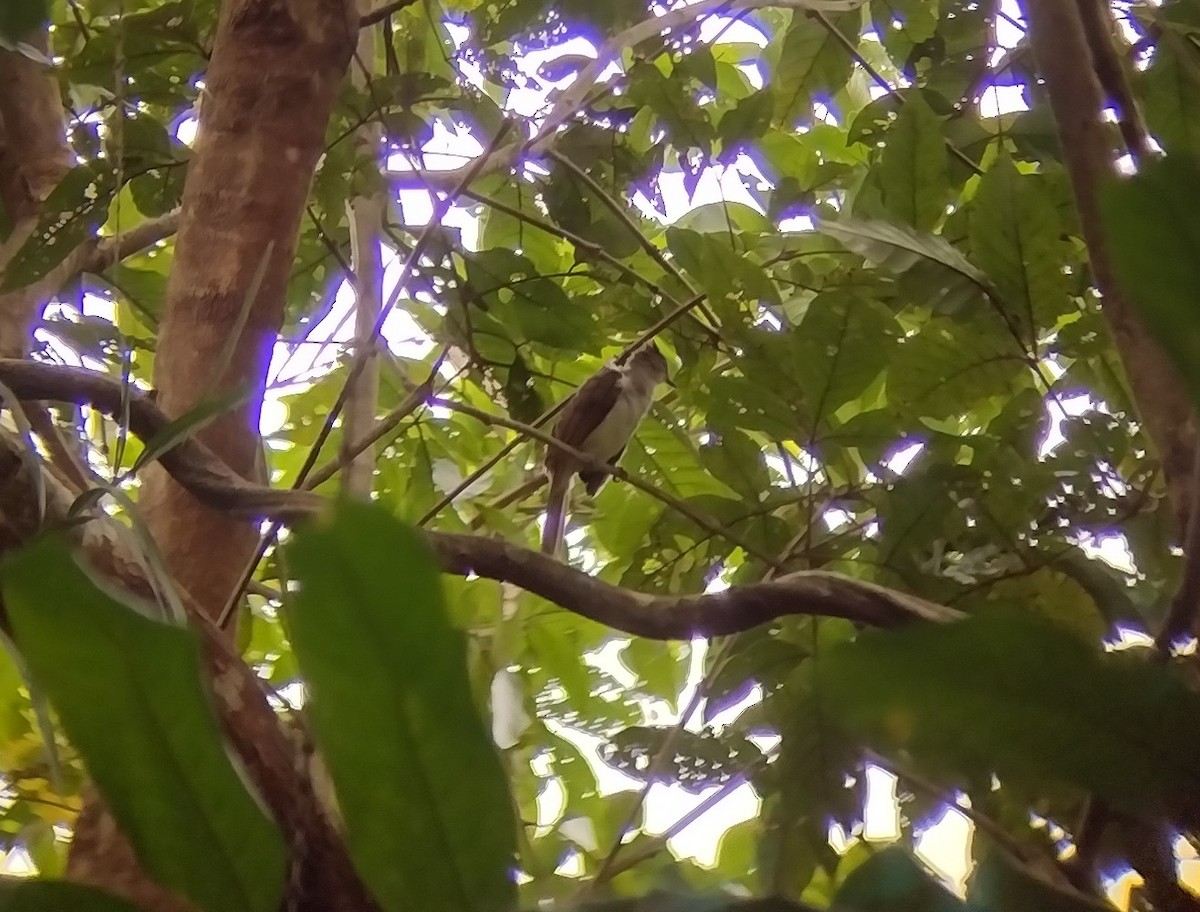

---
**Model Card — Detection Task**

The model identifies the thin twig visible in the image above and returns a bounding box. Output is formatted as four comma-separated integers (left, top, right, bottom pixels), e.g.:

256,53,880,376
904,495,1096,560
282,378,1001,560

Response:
545,150,726,334
812,10,983,176
415,288,711,526
359,0,419,27
429,395,777,564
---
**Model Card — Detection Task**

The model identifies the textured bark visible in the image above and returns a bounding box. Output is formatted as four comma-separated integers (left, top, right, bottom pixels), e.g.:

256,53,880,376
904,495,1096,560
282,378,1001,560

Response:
139,0,358,621
69,0,358,908
0,32,73,357
1024,0,1197,533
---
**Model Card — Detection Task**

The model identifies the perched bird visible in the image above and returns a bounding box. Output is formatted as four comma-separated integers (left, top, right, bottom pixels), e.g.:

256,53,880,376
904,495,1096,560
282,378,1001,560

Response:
541,343,669,556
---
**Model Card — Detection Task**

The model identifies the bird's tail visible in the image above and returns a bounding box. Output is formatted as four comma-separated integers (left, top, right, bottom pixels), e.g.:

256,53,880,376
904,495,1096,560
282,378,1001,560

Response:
541,469,572,556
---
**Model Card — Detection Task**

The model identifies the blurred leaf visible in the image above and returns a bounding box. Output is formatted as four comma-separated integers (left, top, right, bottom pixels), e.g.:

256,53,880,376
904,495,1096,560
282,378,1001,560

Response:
817,609,1200,818
0,877,139,912
964,849,1109,912
287,501,516,912
1,537,286,912
1140,28,1200,158
831,846,964,912
0,1,48,46
1101,154,1200,410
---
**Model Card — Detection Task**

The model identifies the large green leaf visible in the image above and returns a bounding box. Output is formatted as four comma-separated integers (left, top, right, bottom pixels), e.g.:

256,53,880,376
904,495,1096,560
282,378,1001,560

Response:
1140,27,1200,158
0,878,139,912
968,155,1070,339
831,847,964,912
877,92,949,231
885,316,1027,420
286,501,516,912
1,537,286,912
816,216,992,316
772,9,860,125
965,850,1108,912
817,609,1200,820
1101,154,1200,410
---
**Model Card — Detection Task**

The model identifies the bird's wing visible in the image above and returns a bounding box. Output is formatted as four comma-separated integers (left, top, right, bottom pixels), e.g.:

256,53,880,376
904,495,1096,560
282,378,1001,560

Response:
544,366,622,475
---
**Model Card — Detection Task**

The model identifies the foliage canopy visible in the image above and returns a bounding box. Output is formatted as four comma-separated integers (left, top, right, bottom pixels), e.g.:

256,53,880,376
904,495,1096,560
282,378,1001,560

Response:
3,0,1200,910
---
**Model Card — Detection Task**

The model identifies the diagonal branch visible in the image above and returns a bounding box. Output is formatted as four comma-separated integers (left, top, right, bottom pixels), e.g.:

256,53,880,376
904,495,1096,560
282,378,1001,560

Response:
387,0,864,193
359,0,418,26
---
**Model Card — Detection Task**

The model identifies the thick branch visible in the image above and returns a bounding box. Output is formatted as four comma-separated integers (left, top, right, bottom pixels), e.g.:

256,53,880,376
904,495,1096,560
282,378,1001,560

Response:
0,358,963,638
426,531,961,635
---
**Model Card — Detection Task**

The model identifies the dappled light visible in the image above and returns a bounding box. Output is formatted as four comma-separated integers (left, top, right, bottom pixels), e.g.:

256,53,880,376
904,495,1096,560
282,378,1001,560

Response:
0,0,1198,910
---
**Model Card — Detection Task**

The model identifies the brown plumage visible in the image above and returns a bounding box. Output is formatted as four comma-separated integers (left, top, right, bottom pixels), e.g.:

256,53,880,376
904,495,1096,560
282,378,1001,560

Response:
541,344,669,556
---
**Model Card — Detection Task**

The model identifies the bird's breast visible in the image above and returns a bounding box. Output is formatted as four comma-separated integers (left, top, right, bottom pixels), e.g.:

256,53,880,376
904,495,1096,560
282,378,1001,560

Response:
578,384,653,460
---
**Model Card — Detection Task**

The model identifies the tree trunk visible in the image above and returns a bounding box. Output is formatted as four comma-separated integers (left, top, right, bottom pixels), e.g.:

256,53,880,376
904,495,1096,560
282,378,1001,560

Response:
139,0,358,623
0,32,73,356
69,0,359,907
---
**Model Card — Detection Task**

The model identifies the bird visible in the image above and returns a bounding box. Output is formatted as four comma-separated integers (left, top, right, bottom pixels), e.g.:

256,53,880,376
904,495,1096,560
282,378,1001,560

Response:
541,342,670,556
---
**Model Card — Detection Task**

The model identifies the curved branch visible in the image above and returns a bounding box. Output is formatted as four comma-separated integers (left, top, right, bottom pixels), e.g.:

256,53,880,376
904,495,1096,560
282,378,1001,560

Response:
0,358,323,523
426,531,960,635
0,358,963,638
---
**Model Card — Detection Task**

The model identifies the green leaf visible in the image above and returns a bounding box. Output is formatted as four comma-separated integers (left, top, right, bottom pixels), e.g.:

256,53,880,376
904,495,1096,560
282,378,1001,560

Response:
772,10,860,125
793,293,898,428
130,385,252,474
0,877,139,912
831,846,965,912
877,92,949,230
698,428,770,501
1,537,286,912
719,90,775,149
1140,27,1200,158
1,164,116,291
964,849,1109,912
0,1,48,46
1101,154,1200,410
886,317,1026,420
816,216,991,315
817,610,1200,818
286,501,516,912
969,155,1070,338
